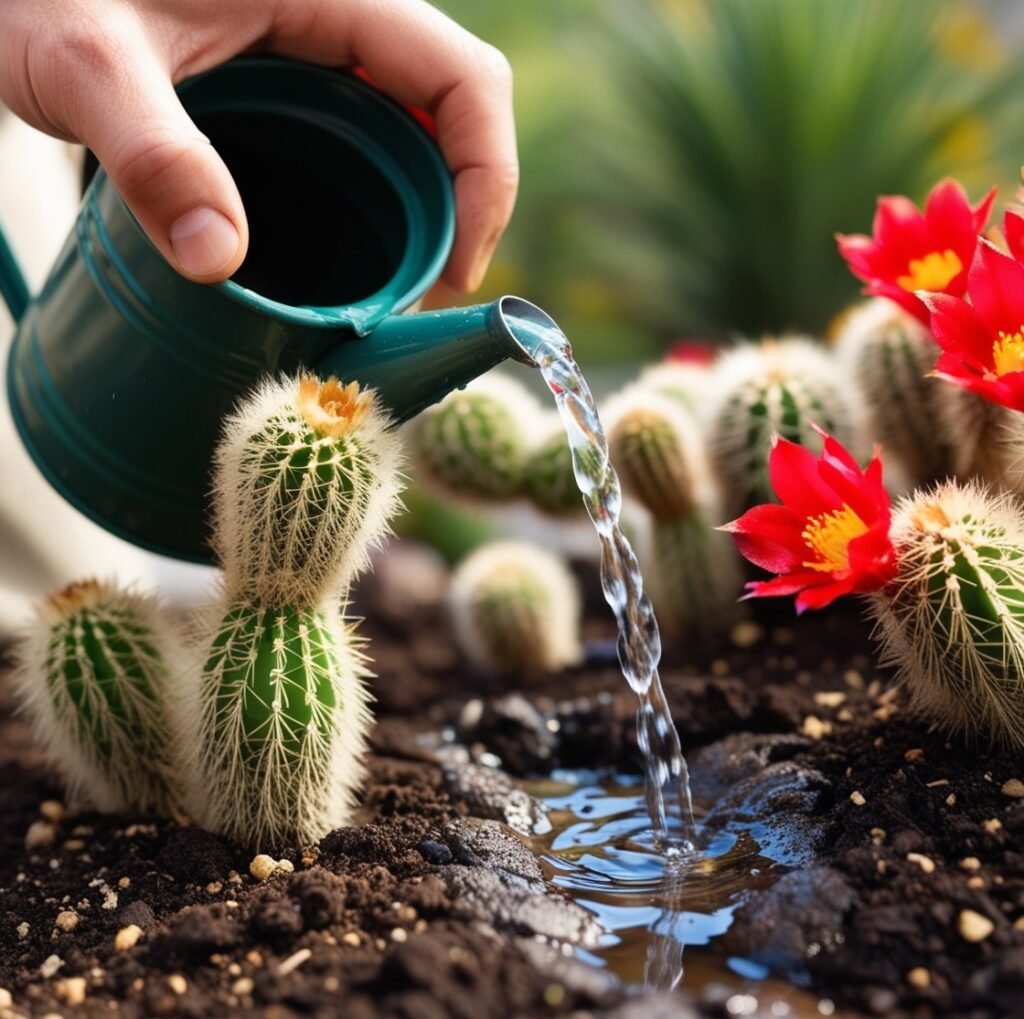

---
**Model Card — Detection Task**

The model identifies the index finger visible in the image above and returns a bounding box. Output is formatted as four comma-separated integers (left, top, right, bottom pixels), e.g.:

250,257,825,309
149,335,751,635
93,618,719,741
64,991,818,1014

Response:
267,0,518,292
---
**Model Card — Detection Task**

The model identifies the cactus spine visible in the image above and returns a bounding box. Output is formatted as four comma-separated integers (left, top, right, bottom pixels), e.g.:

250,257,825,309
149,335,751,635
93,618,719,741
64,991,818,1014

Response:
707,338,857,518
450,541,583,674
835,299,956,488
604,389,741,638
188,375,402,848
871,482,1024,748
14,579,181,814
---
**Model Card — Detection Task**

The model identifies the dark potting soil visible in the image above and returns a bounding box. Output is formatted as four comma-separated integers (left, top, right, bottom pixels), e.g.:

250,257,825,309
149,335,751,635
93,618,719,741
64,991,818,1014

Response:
1,544,1023,1019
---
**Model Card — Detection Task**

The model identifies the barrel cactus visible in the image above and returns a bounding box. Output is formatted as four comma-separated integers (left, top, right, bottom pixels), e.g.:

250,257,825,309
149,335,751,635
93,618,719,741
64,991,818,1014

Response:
522,415,585,517
835,299,956,488
635,360,709,417
870,482,1024,748
14,579,181,815
604,388,741,638
187,375,403,848
449,540,583,674
706,338,857,518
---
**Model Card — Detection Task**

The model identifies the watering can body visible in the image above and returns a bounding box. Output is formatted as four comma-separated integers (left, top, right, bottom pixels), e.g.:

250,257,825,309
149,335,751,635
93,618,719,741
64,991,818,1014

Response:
1,58,553,563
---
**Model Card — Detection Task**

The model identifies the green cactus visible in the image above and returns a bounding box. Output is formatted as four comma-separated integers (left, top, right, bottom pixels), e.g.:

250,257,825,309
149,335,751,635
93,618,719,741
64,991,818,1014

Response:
604,389,742,638
409,374,538,503
636,361,709,416
14,579,180,815
187,601,370,848
522,416,585,517
213,375,403,605
450,541,582,674
707,338,857,518
836,299,956,488
871,482,1024,748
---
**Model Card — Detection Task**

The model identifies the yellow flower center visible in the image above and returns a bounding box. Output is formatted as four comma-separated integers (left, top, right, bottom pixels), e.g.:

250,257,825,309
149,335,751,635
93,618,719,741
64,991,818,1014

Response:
896,249,963,293
802,504,869,573
992,329,1024,377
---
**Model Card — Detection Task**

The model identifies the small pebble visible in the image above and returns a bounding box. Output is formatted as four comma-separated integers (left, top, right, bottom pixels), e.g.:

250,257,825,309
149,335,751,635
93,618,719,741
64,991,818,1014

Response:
324,976,339,992
39,955,63,979
801,716,832,740
276,859,294,875
906,853,935,875
206,882,223,895
16,923,29,940
39,801,65,823
967,876,985,890
1014,916,1024,932
903,748,924,763
118,877,131,890
54,910,79,933
63,839,85,852
960,857,982,872
277,948,311,977
906,968,930,990
843,668,864,689
114,925,142,952
55,977,86,1006
982,818,1003,834
945,794,957,807
1001,779,1024,798
814,691,846,708
850,791,866,807
869,828,886,843
232,977,254,996
837,708,854,722
391,928,408,943
25,822,57,849
730,621,764,647
167,975,187,996
342,932,361,947
0,989,12,1008
249,855,277,881
958,909,995,943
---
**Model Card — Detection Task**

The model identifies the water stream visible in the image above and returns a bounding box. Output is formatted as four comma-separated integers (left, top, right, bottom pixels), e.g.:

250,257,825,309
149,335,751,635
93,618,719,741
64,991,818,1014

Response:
508,312,694,846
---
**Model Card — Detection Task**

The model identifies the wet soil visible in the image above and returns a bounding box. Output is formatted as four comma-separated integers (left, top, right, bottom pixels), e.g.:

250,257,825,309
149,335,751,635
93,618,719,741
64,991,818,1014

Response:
1,545,1023,1018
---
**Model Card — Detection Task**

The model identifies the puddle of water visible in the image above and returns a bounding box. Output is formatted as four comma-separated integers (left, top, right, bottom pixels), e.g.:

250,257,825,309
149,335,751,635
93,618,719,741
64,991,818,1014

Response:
508,309,694,846
527,770,849,1018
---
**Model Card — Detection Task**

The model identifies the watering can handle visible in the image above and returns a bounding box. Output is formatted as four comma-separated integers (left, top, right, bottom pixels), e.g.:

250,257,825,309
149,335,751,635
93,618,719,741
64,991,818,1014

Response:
0,220,30,323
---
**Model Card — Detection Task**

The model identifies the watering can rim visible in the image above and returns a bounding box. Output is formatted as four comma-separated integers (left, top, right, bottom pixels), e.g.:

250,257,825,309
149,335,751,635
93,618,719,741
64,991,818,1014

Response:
0,57,457,333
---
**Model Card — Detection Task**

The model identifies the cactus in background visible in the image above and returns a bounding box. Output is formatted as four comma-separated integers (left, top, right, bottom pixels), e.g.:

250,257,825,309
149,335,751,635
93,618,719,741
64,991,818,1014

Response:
187,375,403,848
938,388,1024,492
14,579,180,815
213,375,403,606
522,415,585,517
835,299,956,488
409,375,538,504
870,482,1024,748
449,540,583,674
604,388,741,638
706,338,857,518
635,361,709,417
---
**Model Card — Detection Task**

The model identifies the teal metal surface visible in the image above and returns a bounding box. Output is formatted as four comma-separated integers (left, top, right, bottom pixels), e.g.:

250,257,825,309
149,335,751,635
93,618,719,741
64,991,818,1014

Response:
0,217,29,323
3,57,542,563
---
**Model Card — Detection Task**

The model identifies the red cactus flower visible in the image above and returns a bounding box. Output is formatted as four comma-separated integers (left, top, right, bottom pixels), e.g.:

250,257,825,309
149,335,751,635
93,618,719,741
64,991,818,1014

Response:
721,432,897,613
924,235,1024,411
837,179,995,324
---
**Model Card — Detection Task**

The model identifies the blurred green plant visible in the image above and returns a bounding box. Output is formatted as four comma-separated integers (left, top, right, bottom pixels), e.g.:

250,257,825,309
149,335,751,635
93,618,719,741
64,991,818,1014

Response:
437,0,1024,345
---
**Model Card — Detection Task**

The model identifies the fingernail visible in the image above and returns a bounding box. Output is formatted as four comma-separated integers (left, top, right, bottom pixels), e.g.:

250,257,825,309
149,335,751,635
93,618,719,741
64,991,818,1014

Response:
169,207,239,278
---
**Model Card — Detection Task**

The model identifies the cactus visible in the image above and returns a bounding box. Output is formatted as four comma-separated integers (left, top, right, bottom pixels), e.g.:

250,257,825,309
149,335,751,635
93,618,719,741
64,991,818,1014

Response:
408,374,539,504
604,389,742,638
212,375,403,605
449,541,583,674
522,415,585,517
706,337,858,518
636,361,709,417
187,375,403,848
870,482,1024,748
14,579,180,814
185,600,370,847
937,386,1024,494
835,299,957,488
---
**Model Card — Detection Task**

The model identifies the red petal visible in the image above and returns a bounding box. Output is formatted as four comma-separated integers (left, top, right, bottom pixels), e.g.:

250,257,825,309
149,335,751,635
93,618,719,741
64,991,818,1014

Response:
795,577,856,614
837,233,885,281
1004,208,1024,265
924,292,994,370
968,240,1024,337
874,195,928,261
924,178,975,249
722,503,807,573
971,186,998,235
768,437,842,518
864,282,932,324
744,570,831,601
847,526,898,591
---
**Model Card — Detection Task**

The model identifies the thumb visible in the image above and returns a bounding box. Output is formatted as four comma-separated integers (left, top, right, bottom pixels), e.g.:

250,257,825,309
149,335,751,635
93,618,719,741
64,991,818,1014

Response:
75,55,248,283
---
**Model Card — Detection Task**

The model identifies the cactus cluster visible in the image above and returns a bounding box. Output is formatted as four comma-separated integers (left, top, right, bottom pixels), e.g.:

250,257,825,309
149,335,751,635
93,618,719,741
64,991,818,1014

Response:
13,374,404,850
449,540,583,674
870,482,1024,748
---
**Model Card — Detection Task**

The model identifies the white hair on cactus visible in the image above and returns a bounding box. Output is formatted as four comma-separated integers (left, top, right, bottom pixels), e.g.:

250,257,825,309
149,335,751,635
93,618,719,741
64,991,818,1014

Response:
936,385,1024,493
406,371,542,505
180,597,372,849
602,386,717,518
705,336,859,516
450,540,582,673
834,298,956,488
870,481,1024,748
13,578,182,815
636,361,709,415
211,374,404,606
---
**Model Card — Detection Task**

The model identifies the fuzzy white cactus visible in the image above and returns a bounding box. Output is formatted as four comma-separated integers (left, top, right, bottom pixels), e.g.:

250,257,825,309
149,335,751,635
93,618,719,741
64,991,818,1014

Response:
187,375,404,848
450,540,583,674
408,374,540,504
706,338,858,518
212,375,403,606
603,388,741,638
636,360,710,416
14,579,181,814
835,299,957,488
871,482,1024,748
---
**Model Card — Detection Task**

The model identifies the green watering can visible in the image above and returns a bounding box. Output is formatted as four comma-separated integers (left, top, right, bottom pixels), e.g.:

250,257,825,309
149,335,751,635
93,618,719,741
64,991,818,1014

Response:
0,57,561,564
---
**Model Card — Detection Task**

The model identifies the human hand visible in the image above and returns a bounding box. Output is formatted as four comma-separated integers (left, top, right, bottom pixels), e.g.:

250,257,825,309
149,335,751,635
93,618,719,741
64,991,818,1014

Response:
0,0,517,289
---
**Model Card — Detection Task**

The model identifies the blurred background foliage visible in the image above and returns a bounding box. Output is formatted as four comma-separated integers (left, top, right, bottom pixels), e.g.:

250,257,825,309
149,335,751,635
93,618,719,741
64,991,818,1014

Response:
433,0,1024,358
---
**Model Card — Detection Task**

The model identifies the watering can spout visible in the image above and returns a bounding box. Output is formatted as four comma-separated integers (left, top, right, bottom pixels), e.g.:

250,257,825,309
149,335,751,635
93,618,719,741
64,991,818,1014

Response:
317,296,568,424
